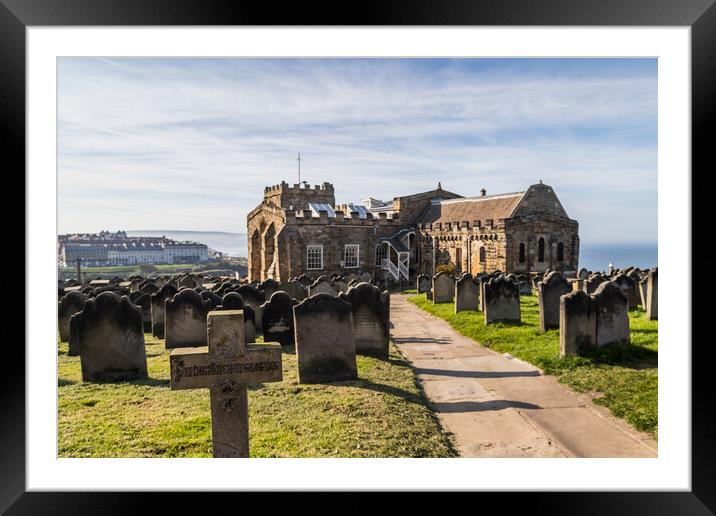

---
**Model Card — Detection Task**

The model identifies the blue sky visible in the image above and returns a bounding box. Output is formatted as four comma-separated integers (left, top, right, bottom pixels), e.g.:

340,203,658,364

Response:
58,58,657,244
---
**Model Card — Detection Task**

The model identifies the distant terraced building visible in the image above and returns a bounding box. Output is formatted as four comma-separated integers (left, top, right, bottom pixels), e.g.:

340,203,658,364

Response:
246,180,579,282
58,230,209,266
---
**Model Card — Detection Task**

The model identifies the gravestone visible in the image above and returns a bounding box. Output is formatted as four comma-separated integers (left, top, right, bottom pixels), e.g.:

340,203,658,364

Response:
260,291,296,347
201,290,222,309
584,274,607,295
359,271,373,283
638,277,648,308
614,273,639,310
73,291,148,382
169,310,282,457
339,283,390,357
136,293,153,333
294,294,357,383
150,283,177,338
483,276,521,324
559,290,597,357
237,285,266,333
165,289,212,349
537,271,572,331
218,292,257,343
432,272,454,304
58,291,86,342
417,274,431,295
578,268,590,280
276,281,306,302
308,277,337,297
178,275,197,289
454,274,479,313
296,274,314,287
646,268,658,320
333,279,349,294
260,278,279,299
593,281,630,346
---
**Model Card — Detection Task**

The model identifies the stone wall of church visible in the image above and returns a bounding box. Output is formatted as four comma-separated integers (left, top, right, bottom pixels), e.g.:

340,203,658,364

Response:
416,223,507,276
504,215,579,273
269,213,402,281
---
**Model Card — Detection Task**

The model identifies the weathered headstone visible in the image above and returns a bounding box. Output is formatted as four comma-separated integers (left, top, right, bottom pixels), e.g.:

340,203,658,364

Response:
584,274,607,295
593,281,630,346
638,277,648,308
454,274,479,313
559,290,597,357
359,271,373,283
537,271,572,331
132,292,152,333
646,268,658,320
483,276,521,324
333,278,349,294
216,292,257,344
308,277,337,297
260,291,296,347
339,283,390,357
614,273,639,310
165,289,212,349
417,274,431,296
294,294,357,383
73,291,148,382
276,280,307,302
150,283,177,338
260,278,279,299
237,285,266,333
296,274,314,287
58,291,86,342
169,310,282,457
201,290,222,309
432,272,454,304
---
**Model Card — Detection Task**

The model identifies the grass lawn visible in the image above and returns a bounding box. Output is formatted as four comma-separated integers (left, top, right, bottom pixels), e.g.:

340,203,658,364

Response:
58,335,457,458
408,293,658,437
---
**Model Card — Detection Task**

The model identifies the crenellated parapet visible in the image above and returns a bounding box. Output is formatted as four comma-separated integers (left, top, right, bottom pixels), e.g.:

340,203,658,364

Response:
263,180,336,211
283,209,402,227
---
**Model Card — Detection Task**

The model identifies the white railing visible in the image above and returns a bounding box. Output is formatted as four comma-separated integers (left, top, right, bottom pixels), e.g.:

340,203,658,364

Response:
398,262,409,280
382,258,400,280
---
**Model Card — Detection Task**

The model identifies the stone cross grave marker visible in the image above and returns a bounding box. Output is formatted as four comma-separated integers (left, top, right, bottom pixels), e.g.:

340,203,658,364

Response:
169,310,282,457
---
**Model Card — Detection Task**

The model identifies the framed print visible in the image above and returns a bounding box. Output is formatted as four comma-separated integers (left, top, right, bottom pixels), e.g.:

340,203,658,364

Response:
6,0,714,511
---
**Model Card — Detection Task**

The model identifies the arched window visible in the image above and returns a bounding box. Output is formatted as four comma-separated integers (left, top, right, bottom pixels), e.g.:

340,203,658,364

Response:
557,242,564,262
538,238,545,262
519,243,526,263
479,246,486,263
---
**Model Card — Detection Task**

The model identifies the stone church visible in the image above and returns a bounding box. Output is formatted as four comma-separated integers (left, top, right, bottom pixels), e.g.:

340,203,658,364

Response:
246,180,579,282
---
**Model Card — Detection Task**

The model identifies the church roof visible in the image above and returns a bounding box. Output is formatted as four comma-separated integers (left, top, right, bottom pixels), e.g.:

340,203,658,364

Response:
416,192,525,225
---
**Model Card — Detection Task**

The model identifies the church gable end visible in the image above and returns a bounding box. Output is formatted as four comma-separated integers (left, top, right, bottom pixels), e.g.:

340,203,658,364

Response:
509,183,571,220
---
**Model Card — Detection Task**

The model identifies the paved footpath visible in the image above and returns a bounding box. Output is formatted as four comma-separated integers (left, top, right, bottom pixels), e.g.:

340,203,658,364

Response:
390,294,657,458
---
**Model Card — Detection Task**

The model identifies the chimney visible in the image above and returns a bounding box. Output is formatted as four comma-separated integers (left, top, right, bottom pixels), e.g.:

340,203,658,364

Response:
480,188,487,197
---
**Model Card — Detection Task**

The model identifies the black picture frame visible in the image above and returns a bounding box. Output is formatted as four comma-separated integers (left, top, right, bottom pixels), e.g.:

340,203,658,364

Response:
5,0,712,511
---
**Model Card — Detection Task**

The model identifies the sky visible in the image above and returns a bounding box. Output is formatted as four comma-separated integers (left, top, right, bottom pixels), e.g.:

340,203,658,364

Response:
58,58,657,244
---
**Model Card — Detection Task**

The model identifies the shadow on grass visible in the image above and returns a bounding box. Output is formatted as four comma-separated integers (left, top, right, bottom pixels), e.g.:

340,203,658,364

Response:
579,342,658,370
432,399,541,413
348,378,425,405
414,367,540,379
58,378,76,386
131,377,170,387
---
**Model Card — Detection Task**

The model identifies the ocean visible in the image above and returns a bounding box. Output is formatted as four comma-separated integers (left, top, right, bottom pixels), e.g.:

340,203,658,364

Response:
578,243,657,273
127,231,657,271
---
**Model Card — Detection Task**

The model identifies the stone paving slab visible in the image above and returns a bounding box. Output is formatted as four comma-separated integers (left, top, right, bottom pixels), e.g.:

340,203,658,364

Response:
390,294,657,458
